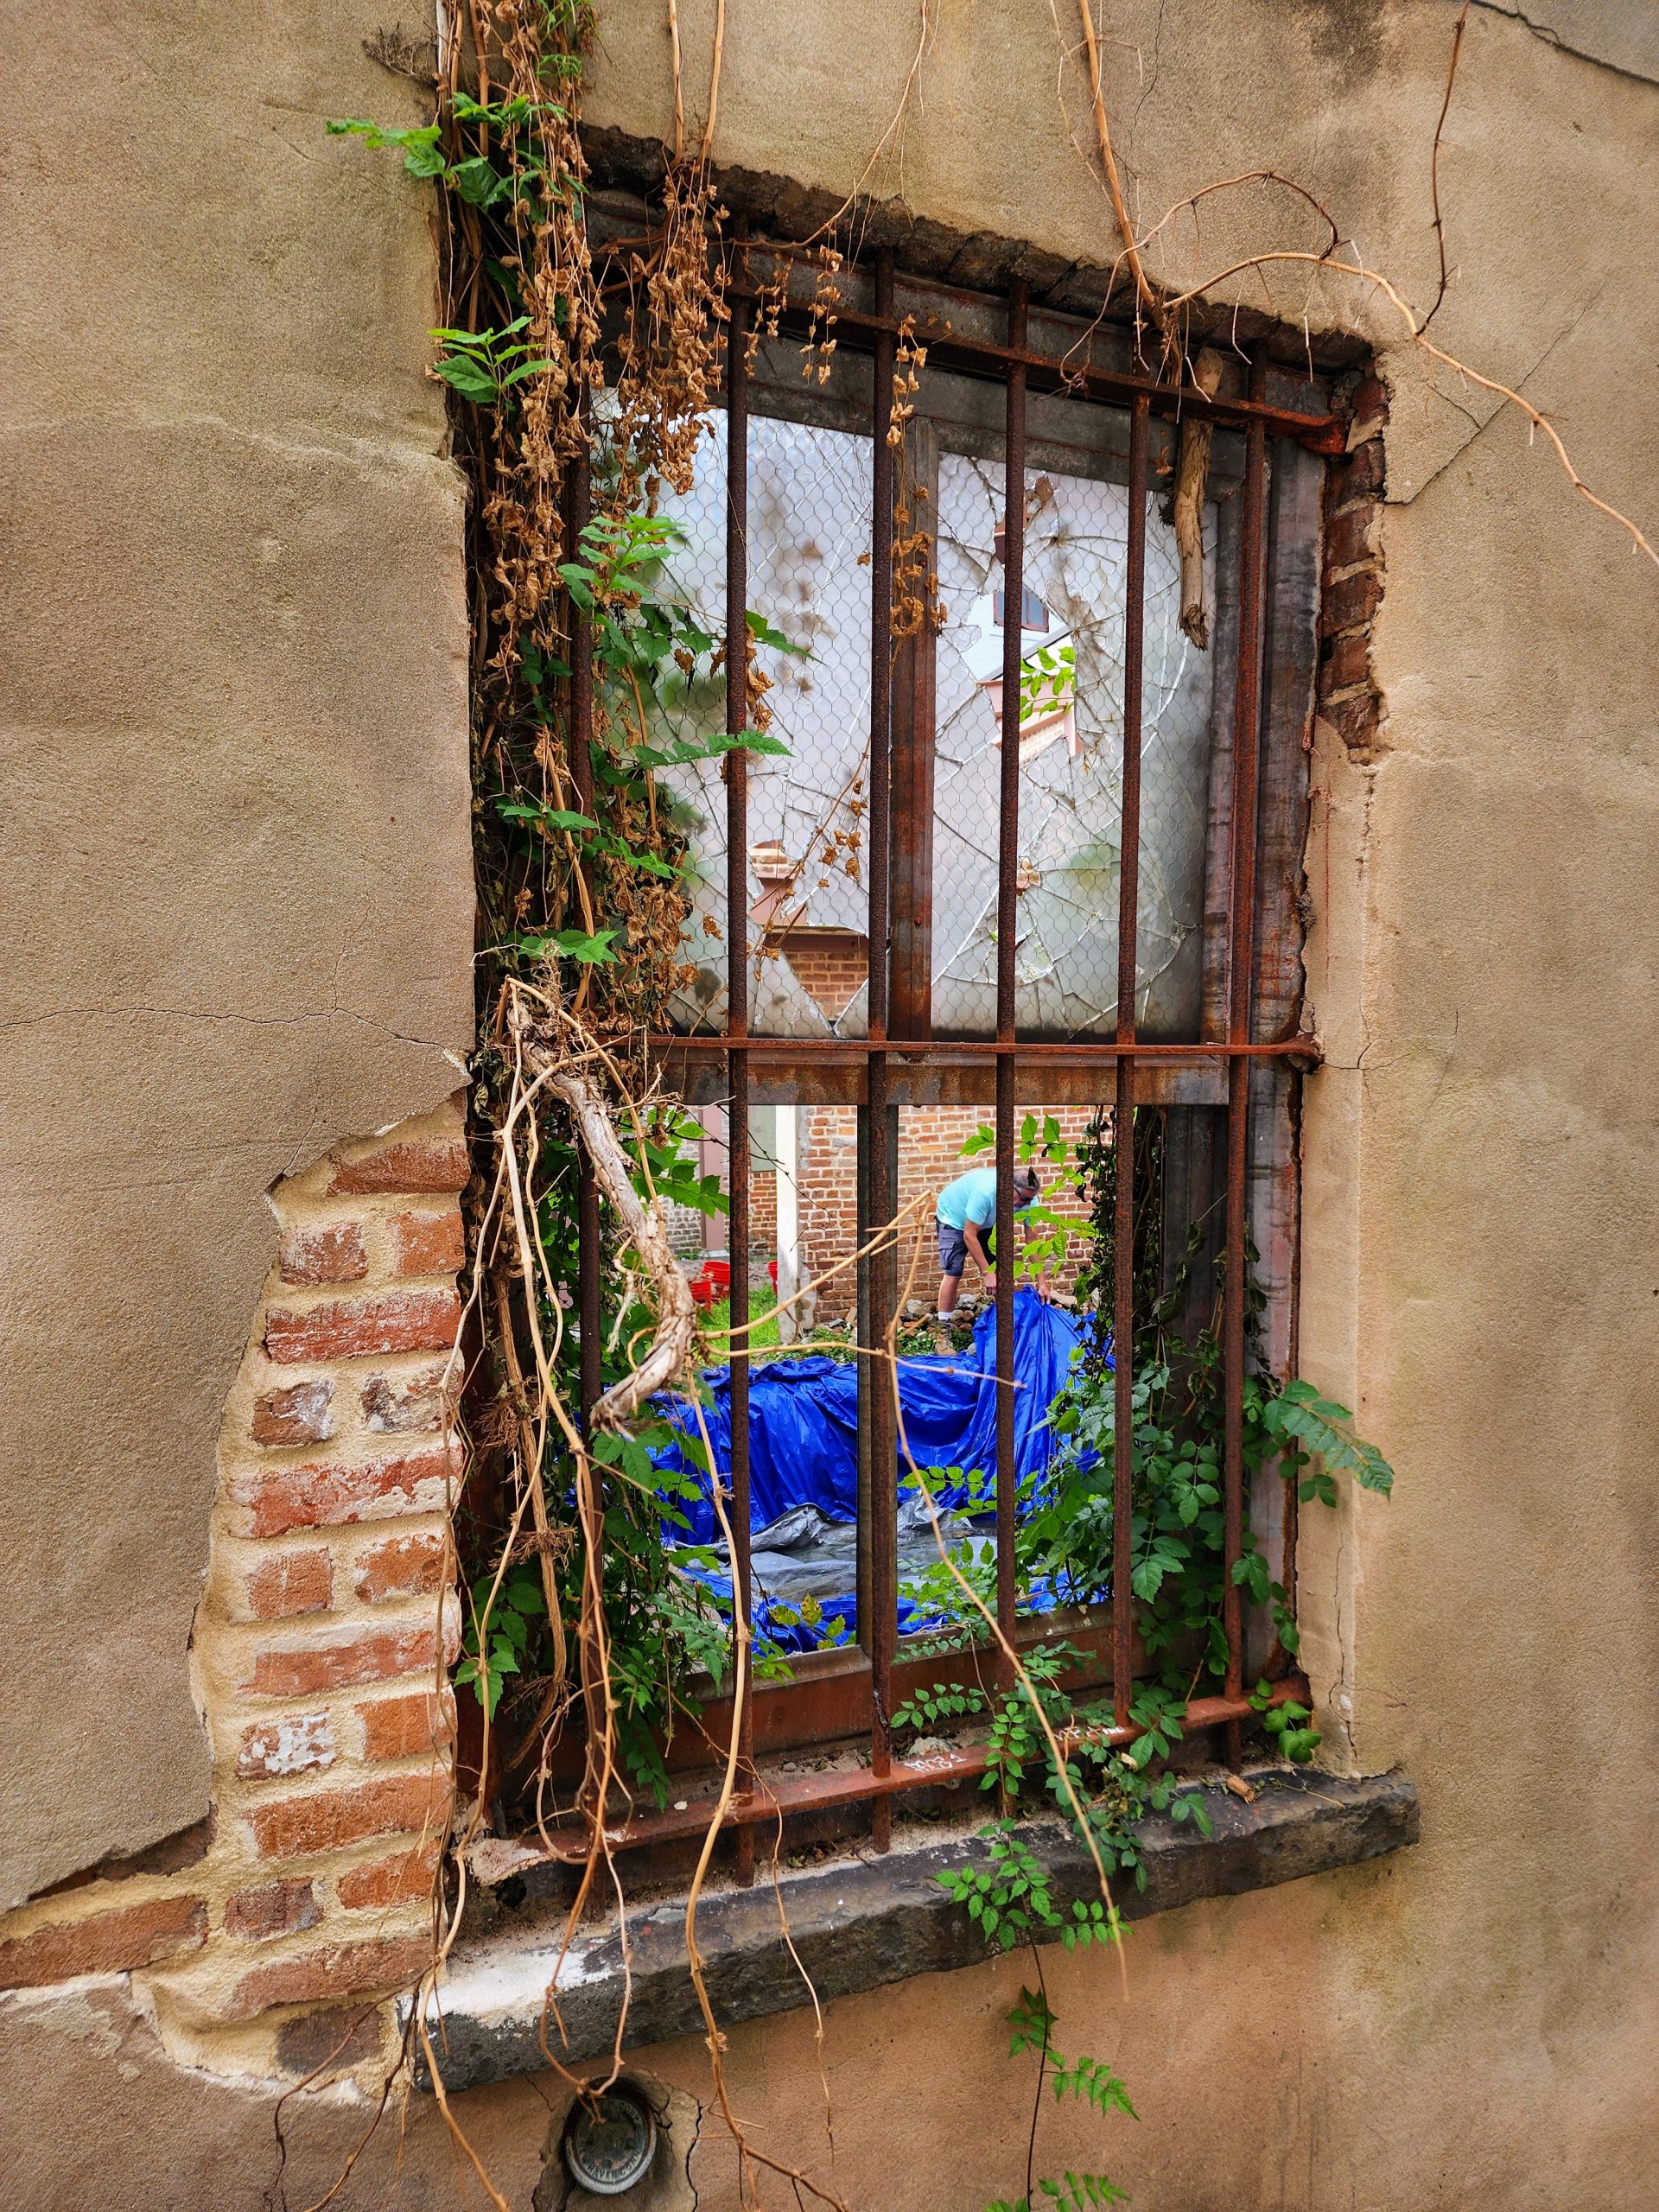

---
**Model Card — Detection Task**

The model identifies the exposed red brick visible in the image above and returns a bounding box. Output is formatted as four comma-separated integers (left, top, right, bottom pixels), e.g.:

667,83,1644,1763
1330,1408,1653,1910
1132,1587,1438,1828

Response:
353,1530,447,1605
238,1711,336,1782
337,1840,442,1911
356,1688,456,1764
241,1548,334,1622
279,1222,367,1287
225,1879,321,1942
0,1896,207,1989
1320,565,1383,639
1347,372,1388,447
229,1442,456,1539
248,1624,438,1700
328,1138,469,1197
1322,690,1382,753
390,1208,465,1278
1319,627,1372,697
1325,499,1381,572
766,927,868,1022
265,1289,461,1366
1336,435,1385,501
248,1771,450,1861
225,1936,433,2021
360,1367,448,1435
251,1379,335,1448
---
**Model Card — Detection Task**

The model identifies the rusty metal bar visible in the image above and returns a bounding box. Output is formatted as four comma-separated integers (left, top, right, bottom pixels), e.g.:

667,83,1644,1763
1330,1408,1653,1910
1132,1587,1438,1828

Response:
867,253,899,1853
994,280,1028,1682
1111,397,1149,1730
1222,362,1270,1766
565,432,607,1802
515,1677,1314,1863
867,1060,897,1853
1247,435,1324,1676
719,274,1341,450
725,289,756,1883
655,1034,1316,1063
868,251,895,1046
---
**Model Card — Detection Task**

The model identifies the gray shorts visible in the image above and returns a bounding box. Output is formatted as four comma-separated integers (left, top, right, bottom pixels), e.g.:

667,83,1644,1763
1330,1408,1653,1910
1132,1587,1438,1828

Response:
937,1218,969,1277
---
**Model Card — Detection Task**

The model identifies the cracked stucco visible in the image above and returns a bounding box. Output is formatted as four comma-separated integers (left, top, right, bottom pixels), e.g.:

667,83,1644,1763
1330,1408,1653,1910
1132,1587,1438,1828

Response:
1472,1,1659,87
574,10,1659,2208
4,0,1658,2204
0,2,474,1908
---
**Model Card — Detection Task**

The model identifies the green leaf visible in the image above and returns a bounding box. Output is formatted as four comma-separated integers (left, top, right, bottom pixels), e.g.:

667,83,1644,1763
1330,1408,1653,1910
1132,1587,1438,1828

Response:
746,609,810,657
431,356,501,404
536,927,618,963
449,155,509,204
495,800,600,833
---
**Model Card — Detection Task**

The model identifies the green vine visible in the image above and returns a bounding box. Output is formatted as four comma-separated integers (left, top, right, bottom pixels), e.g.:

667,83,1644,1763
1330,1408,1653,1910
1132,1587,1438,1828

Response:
985,1981,1136,2211
892,1110,1393,1948
329,24,1392,1836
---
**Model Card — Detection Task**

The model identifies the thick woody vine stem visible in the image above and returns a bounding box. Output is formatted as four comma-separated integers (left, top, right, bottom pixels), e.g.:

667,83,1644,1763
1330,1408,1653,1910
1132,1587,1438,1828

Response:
524,1045,698,1426
1072,0,1174,362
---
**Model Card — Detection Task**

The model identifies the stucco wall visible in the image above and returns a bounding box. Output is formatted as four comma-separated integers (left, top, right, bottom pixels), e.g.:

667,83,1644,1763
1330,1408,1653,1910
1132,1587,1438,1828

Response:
5,0,1659,2204
569,4,1659,2207
0,1,474,1906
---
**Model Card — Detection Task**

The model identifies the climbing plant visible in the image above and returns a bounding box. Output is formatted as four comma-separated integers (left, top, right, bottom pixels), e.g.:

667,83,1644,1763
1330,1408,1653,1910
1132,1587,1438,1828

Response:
327,3,803,1819
985,1980,1137,2212
307,10,1638,2209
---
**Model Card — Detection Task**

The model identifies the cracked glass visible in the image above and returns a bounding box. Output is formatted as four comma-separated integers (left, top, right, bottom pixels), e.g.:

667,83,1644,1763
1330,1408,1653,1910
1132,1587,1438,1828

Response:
651,409,875,1039
929,451,1217,1040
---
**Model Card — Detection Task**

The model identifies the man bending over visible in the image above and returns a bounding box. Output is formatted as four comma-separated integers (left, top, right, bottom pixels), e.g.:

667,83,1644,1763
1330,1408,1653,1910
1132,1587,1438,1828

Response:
935,1160,1046,1322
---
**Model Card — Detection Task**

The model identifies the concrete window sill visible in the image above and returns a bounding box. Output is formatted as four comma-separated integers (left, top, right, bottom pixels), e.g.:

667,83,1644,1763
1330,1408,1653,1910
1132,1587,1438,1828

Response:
409,1767,1417,2091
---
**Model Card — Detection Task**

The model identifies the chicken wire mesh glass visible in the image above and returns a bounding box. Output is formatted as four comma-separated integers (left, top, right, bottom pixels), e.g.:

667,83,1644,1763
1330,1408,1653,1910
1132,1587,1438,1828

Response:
649,407,874,1038
930,450,1217,1039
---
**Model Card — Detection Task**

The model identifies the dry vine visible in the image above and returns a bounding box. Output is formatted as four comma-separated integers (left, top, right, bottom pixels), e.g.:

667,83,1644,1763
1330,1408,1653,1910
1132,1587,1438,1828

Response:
304,4,1659,2207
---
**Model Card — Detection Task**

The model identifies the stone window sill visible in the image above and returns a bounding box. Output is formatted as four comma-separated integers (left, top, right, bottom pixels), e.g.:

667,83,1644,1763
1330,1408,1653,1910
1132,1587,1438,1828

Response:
409,1766,1418,2091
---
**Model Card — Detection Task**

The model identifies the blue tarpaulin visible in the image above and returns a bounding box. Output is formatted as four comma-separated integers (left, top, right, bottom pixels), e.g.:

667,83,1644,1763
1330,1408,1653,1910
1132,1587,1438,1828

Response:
654,1290,1089,1647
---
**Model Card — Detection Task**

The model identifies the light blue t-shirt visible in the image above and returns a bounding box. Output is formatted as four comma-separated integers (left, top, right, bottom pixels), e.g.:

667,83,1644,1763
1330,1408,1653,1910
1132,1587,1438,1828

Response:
936,1167,999,1230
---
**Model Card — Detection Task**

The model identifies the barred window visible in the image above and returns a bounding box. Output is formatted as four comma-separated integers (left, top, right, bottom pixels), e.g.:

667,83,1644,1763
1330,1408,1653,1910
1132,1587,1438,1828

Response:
498,237,1337,1878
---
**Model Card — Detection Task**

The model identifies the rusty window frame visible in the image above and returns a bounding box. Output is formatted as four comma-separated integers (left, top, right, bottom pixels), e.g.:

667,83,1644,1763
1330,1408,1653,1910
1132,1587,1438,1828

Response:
543,241,1337,1878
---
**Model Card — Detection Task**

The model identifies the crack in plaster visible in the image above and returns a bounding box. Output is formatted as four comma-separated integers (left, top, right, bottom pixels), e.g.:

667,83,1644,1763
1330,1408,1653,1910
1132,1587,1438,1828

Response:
0,410,458,477
1471,2,1659,87
1398,281,1608,506
0,1004,456,1050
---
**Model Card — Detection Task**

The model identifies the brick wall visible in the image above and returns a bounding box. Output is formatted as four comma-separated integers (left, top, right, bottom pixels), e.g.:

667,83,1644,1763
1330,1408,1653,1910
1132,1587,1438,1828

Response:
765,927,869,1022
0,1099,466,2070
797,1103,1102,1321
795,1104,861,1319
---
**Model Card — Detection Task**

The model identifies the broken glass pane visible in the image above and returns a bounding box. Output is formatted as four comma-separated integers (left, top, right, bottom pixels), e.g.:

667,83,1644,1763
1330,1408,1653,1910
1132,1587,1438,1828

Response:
930,453,1216,1039
649,409,874,1038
